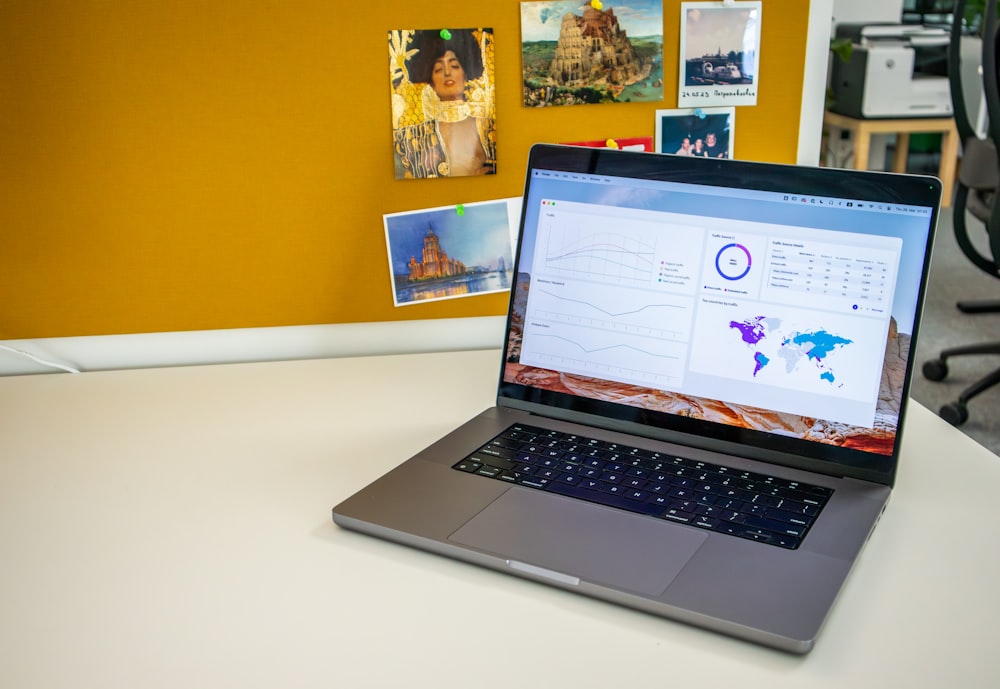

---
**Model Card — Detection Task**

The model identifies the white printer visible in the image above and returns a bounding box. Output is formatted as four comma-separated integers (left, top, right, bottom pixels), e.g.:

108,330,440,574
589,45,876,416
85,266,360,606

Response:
830,23,952,118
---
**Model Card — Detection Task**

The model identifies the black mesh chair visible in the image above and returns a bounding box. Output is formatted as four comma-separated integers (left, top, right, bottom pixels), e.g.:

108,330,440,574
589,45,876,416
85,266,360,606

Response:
921,0,1000,425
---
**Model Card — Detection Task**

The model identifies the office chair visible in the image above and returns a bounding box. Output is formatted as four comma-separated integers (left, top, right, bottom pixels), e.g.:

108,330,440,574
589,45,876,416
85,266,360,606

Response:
921,0,1000,426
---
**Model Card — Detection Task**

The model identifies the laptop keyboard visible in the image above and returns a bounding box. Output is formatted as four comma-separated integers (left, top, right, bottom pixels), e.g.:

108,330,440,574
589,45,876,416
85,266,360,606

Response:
453,423,833,550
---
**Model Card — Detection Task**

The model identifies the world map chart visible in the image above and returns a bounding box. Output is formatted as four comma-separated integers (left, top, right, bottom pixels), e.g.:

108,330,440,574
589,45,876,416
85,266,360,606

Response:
729,316,854,386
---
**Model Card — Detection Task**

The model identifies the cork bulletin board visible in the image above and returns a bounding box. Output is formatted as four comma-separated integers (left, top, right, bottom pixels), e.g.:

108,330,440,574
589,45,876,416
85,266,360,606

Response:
0,0,810,339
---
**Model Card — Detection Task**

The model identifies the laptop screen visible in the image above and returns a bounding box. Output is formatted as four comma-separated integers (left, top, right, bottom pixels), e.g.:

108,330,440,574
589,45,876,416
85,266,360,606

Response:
499,145,940,483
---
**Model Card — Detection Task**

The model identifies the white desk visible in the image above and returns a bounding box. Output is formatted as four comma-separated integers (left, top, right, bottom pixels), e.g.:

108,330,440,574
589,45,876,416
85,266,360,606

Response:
1,350,997,688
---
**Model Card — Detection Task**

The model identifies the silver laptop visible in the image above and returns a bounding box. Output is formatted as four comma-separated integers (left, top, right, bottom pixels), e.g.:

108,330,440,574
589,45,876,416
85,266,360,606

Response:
333,144,940,653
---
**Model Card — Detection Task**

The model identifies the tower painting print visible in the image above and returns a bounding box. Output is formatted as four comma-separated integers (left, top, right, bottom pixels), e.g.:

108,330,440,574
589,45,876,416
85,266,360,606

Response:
388,28,497,179
521,1,663,107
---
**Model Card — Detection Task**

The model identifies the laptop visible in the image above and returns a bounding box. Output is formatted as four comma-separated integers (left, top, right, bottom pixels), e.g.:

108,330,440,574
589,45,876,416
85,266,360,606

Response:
333,144,940,653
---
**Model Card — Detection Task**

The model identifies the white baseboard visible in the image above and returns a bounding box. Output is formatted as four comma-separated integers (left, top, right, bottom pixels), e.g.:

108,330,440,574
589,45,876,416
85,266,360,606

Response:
0,316,507,376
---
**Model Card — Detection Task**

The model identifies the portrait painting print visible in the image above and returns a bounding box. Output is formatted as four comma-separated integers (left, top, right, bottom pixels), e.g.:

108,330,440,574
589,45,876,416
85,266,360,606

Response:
520,0,663,107
678,1,762,108
384,199,518,307
655,107,735,159
389,28,497,179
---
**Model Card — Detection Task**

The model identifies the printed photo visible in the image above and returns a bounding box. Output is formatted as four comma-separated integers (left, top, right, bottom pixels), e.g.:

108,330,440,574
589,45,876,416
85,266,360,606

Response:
655,107,735,158
384,199,519,306
388,28,497,179
520,0,663,107
678,1,761,108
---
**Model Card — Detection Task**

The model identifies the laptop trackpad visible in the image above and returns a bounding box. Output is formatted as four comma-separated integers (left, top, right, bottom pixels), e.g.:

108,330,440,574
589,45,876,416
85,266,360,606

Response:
449,489,709,597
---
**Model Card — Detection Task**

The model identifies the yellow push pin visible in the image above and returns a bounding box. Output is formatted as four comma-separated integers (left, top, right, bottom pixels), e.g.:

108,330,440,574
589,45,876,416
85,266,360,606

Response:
606,138,619,149
591,0,603,10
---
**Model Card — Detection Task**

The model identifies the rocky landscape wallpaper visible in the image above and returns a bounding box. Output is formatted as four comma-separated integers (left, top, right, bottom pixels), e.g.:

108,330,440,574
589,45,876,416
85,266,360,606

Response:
504,274,907,456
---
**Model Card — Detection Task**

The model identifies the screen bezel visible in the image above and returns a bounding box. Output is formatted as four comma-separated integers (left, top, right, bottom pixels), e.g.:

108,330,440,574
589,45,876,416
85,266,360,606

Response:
497,144,941,486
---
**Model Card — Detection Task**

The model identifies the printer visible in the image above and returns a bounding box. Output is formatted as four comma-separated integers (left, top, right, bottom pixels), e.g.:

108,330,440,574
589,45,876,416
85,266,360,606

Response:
829,23,952,118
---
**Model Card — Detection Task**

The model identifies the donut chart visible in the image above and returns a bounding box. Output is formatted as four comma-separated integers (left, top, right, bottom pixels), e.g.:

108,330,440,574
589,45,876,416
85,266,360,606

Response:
715,243,752,281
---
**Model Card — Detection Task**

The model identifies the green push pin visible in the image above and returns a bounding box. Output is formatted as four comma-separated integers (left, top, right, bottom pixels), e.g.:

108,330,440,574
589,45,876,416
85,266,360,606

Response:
440,29,452,40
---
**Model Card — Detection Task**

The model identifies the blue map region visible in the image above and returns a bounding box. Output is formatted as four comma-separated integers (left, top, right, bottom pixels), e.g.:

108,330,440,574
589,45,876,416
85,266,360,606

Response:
785,330,854,363
728,316,854,386
753,352,770,377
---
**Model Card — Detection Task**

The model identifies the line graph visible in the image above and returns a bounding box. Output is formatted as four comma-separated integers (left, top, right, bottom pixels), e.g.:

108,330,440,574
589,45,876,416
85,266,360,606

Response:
529,334,680,360
521,278,692,389
520,325,687,389
543,221,656,283
536,289,681,318
530,284,692,341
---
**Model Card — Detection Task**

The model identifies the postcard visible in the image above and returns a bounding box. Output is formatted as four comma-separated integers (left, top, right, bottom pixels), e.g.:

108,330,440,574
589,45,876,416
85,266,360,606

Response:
384,198,520,306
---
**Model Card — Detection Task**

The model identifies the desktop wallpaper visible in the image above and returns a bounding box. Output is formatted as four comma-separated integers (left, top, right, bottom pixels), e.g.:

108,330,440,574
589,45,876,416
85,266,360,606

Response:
503,272,909,457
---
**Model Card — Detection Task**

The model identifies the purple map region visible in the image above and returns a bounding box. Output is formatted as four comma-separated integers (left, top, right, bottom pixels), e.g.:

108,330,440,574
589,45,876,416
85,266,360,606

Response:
729,316,854,385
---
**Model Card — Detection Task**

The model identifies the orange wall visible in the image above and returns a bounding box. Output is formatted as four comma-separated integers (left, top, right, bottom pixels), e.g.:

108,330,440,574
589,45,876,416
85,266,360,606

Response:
0,1,809,338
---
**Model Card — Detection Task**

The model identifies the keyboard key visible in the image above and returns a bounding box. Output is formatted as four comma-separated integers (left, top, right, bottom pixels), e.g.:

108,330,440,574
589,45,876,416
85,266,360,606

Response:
663,509,694,524
772,511,813,528
692,516,720,530
516,477,550,489
696,504,721,518
469,454,516,472
740,503,768,516
742,515,806,538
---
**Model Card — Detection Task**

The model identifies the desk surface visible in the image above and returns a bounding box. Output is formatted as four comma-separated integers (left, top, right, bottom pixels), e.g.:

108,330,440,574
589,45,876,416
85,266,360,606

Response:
1,350,997,688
